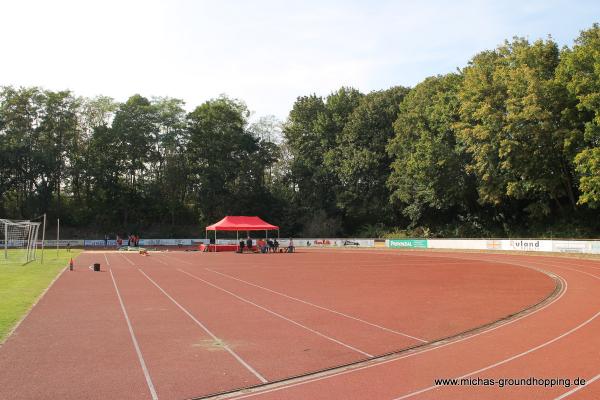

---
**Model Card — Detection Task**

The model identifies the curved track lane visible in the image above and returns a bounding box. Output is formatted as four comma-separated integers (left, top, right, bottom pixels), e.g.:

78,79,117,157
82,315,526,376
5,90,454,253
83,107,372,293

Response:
210,251,600,400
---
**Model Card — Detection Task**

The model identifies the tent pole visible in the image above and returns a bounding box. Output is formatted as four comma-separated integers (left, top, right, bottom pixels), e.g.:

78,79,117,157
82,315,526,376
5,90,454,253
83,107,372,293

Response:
214,230,217,252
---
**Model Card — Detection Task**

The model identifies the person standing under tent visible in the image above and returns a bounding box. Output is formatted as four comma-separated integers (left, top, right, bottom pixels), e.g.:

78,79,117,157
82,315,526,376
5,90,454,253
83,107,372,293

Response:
273,239,279,252
246,236,253,252
238,239,245,253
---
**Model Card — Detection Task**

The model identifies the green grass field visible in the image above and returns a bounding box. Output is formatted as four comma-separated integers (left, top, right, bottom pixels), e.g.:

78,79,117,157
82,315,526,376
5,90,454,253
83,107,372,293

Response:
0,249,80,342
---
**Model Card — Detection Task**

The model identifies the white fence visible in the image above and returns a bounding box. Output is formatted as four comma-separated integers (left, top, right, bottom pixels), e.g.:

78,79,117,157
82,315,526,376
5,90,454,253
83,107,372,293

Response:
37,236,600,254
392,238,600,254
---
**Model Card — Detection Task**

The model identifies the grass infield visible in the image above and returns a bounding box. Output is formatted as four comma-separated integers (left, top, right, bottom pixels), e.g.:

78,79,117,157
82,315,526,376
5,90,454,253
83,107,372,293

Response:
0,249,80,342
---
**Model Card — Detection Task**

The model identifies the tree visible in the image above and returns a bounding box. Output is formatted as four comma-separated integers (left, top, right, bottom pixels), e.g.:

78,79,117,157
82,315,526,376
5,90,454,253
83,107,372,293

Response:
325,86,409,230
38,90,80,219
186,96,276,223
0,86,45,218
283,88,363,234
557,24,600,207
388,75,471,228
457,38,578,219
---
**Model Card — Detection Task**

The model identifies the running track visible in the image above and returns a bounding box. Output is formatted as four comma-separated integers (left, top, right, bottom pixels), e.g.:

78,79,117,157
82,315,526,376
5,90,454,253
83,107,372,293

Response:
0,250,597,399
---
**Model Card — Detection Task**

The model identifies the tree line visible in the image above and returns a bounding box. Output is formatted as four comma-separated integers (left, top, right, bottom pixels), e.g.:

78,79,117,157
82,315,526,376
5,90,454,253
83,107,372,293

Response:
1,24,599,238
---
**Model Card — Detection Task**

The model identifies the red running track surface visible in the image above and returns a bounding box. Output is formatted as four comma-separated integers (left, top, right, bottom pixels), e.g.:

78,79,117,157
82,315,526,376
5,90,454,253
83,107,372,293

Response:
0,250,597,399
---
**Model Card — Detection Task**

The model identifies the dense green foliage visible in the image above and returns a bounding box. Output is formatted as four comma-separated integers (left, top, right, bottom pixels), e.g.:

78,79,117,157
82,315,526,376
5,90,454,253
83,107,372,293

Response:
1,25,600,238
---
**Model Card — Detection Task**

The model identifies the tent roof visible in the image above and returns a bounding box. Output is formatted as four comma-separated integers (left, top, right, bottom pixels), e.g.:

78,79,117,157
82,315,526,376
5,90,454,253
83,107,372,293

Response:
206,216,279,231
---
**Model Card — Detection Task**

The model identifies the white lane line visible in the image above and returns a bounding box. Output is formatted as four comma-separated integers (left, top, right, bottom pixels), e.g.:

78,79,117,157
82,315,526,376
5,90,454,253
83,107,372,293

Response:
120,253,136,265
152,257,169,266
554,373,600,399
520,260,600,281
104,253,110,266
110,269,158,400
216,274,568,400
205,267,427,343
137,269,268,384
392,311,600,399
178,269,374,358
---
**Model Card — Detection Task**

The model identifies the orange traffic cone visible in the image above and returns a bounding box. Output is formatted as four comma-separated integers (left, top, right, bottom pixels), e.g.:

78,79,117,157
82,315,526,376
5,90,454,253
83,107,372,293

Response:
69,258,74,271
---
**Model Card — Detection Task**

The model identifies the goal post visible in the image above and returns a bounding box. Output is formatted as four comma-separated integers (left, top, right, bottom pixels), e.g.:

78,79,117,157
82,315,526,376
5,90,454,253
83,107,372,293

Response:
1,219,41,265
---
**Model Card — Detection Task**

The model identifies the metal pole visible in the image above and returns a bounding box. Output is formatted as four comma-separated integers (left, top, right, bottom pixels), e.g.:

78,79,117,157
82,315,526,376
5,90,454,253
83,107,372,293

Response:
27,224,33,261
57,218,60,256
4,221,8,260
41,214,46,263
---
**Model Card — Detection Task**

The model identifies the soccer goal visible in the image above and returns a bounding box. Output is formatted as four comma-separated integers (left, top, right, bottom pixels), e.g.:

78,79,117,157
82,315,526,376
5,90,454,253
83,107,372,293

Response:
1,219,41,265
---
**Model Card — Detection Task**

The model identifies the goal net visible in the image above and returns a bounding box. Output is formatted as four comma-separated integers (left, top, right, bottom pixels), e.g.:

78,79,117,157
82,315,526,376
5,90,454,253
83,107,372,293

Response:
1,219,41,265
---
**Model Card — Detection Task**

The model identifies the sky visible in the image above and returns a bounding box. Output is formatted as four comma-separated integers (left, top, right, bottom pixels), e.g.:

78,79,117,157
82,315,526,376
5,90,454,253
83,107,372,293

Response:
1,0,599,121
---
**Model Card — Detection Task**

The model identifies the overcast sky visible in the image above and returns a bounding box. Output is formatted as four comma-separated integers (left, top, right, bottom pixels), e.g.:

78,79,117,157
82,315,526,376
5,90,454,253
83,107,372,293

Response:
1,0,599,120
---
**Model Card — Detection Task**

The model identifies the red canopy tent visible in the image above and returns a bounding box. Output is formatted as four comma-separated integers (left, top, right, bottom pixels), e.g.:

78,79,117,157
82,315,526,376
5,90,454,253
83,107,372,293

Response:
205,216,279,252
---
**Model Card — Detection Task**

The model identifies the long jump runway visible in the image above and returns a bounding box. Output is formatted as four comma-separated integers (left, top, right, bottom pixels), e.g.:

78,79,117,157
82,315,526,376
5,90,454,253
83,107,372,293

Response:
0,250,597,399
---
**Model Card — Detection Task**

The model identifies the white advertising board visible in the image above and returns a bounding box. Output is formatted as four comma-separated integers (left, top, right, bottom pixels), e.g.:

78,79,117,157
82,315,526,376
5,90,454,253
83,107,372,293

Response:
39,240,85,247
428,239,488,250
502,239,553,252
552,240,588,253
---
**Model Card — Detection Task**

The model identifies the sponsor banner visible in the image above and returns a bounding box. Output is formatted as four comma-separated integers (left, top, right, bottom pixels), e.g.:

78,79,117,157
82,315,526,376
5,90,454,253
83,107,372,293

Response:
159,239,192,246
84,240,108,247
212,238,375,247
85,239,129,247
486,240,503,250
503,240,552,252
216,239,238,245
40,240,85,247
374,239,386,248
306,239,374,247
589,242,600,254
428,239,488,250
84,238,195,247
552,240,587,253
388,239,428,249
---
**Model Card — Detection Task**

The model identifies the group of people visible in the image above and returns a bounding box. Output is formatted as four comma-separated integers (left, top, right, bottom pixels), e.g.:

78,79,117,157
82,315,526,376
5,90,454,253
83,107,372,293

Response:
238,237,295,253
108,234,140,248
128,234,141,247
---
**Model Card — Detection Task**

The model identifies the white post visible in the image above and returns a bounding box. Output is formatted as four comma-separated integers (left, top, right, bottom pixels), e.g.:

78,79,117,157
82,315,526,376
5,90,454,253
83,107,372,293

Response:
41,214,46,264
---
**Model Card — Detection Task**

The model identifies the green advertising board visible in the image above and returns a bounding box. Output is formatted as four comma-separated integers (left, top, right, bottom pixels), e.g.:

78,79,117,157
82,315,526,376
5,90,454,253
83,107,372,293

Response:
388,239,428,249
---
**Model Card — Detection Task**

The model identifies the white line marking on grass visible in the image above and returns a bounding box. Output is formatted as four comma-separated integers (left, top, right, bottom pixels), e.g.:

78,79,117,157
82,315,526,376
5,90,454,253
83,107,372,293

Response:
392,311,600,399
177,269,374,358
110,269,158,400
212,274,569,400
205,268,427,343
554,373,600,399
137,269,268,384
